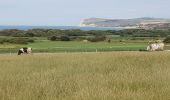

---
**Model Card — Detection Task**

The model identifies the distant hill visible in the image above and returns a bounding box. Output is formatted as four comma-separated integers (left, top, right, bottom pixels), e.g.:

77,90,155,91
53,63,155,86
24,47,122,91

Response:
80,17,170,29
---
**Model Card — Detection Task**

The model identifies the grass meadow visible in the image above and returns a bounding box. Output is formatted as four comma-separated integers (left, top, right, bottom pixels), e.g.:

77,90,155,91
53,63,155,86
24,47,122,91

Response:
0,40,148,53
1,37,169,53
0,52,170,100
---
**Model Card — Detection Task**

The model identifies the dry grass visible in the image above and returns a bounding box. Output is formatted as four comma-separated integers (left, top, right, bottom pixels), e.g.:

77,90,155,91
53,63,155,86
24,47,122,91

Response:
0,52,170,100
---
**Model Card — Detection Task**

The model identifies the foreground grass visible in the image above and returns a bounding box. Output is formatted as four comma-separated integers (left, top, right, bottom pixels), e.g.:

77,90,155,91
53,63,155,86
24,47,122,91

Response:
0,52,170,100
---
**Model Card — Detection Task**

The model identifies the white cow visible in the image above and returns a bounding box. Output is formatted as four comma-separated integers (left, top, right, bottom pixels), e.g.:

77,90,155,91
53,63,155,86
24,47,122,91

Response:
18,47,32,55
147,43,164,51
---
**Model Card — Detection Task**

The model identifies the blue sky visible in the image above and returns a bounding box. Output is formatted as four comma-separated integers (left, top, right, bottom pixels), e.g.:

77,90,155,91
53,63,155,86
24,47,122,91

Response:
0,0,170,26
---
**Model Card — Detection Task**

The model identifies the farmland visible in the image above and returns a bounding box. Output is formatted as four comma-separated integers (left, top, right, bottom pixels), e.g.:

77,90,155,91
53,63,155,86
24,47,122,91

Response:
0,52,170,100
0,28,170,100
1,38,170,54
0,37,154,54
0,28,170,53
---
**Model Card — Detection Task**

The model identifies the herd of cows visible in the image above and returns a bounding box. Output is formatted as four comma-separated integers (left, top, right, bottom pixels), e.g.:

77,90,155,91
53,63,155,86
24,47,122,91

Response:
17,40,166,55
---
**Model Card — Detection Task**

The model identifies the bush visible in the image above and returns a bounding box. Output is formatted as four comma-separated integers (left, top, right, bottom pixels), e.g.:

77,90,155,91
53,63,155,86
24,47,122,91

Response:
48,35,70,41
163,37,170,43
27,39,35,43
7,38,35,44
107,39,111,43
9,38,28,44
49,36,57,41
0,38,6,44
87,36,106,42
25,32,35,37
0,40,4,44
60,35,70,41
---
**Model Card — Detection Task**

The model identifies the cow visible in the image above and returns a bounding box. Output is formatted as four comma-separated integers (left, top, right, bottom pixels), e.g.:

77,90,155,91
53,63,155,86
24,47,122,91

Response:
18,47,32,55
147,42,165,51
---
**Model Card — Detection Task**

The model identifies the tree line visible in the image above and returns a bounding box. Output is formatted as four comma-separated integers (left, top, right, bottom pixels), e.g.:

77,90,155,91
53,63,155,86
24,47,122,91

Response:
0,29,170,43
0,29,170,37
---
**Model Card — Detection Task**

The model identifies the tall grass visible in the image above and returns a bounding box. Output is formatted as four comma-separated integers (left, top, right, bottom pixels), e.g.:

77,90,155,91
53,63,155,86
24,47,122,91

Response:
0,52,170,100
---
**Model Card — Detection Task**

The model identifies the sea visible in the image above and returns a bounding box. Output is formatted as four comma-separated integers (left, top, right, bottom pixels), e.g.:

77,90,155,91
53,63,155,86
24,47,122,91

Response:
0,26,121,31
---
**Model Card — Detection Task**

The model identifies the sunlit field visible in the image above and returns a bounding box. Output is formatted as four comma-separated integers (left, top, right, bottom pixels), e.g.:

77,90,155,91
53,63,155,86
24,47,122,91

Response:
0,52,170,100
0,40,149,53
1,36,169,53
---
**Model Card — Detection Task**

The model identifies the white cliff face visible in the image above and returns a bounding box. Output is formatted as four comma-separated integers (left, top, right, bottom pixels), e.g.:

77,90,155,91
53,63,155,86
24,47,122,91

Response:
80,23,97,27
80,18,170,29
80,18,109,27
139,22,170,30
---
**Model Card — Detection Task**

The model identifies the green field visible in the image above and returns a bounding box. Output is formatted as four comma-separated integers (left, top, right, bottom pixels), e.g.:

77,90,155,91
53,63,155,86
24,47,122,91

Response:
0,52,170,100
0,36,169,54
0,40,148,53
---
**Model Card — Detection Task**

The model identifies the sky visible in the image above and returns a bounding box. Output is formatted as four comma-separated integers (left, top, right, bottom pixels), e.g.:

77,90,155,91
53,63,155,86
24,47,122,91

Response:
0,0,170,26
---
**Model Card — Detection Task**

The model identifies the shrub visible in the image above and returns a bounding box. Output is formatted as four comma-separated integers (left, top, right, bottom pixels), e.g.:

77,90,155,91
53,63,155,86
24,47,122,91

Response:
0,38,6,44
163,37,170,43
9,38,28,44
87,36,106,42
27,39,35,43
60,35,70,41
0,40,4,44
49,36,57,41
25,32,35,37
7,38,35,44
48,35,71,41
107,39,111,43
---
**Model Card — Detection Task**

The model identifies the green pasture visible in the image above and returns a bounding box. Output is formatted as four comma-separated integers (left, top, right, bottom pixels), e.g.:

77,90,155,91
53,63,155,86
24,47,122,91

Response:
0,40,148,53
0,36,169,53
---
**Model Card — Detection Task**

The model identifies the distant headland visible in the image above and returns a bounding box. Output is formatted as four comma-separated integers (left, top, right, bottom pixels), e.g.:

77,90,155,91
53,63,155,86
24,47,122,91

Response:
80,17,170,30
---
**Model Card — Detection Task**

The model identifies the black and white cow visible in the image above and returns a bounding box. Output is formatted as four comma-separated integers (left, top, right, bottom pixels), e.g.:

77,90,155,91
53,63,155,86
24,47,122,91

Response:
18,47,32,55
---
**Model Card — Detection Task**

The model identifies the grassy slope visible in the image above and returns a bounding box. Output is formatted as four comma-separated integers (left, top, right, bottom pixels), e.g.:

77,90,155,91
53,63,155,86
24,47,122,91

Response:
0,52,170,100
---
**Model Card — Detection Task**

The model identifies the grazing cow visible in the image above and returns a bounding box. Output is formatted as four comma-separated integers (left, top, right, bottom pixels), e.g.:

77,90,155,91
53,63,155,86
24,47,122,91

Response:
147,42,164,51
18,47,32,55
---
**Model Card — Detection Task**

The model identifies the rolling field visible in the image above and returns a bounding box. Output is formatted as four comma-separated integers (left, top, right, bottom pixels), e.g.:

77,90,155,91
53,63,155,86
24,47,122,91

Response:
0,52,170,100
